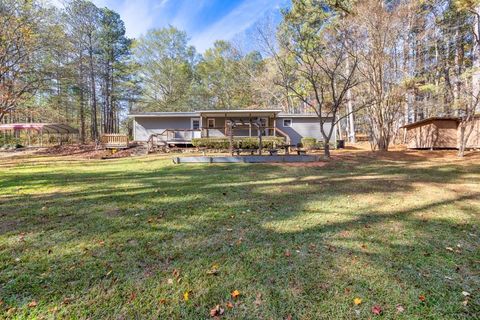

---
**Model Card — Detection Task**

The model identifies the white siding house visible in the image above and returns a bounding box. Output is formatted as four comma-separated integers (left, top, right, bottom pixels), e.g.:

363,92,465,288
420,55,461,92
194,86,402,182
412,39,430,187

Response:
129,110,336,146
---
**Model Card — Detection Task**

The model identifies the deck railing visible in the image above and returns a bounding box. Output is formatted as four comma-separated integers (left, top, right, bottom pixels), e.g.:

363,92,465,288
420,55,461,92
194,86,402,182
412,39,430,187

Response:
146,127,291,151
101,134,129,149
201,126,291,144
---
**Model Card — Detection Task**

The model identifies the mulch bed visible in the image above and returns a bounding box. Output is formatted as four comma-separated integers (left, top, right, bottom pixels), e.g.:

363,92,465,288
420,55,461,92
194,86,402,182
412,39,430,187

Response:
35,144,142,159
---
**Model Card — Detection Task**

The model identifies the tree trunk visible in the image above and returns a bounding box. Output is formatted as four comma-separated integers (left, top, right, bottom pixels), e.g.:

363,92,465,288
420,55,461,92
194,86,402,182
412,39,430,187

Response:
458,124,465,157
347,96,355,143
79,52,86,144
324,142,330,158
88,40,98,141
79,87,85,144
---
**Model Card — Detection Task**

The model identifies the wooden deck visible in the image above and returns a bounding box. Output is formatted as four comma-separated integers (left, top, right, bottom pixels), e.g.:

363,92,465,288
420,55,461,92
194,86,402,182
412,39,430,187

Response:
101,134,129,149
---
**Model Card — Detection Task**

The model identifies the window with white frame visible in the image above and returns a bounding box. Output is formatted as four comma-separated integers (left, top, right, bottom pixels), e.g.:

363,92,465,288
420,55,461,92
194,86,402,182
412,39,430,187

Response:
191,118,200,130
283,119,292,127
207,118,215,128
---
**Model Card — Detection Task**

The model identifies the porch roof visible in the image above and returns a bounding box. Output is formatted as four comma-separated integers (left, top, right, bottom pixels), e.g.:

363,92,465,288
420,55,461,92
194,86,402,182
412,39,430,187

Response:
128,110,333,119
198,109,282,118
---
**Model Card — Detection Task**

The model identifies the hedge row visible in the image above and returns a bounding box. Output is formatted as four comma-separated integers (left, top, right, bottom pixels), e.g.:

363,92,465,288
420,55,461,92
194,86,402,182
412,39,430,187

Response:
300,137,336,150
191,137,285,149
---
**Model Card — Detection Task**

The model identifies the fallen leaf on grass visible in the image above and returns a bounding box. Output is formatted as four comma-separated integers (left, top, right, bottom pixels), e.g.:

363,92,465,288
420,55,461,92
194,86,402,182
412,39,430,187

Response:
462,300,468,306
371,305,382,315
207,264,220,275
48,306,58,313
128,292,136,303
173,269,180,279
159,298,167,305
418,295,426,302
226,301,234,309
254,293,262,306
446,247,454,252
396,304,405,313
6,308,16,316
231,290,240,299
209,305,225,317
284,249,291,257
167,278,174,285
462,291,470,297
353,298,362,305
27,300,37,308
183,291,190,301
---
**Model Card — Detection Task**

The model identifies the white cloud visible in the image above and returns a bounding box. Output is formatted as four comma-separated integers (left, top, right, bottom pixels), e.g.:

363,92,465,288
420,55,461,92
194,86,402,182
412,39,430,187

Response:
154,0,170,9
118,0,155,38
170,0,209,31
190,0,285,52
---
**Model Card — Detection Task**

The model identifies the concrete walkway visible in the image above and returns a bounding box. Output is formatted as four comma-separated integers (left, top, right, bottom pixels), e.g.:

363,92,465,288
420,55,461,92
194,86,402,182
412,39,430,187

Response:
173,155,321,164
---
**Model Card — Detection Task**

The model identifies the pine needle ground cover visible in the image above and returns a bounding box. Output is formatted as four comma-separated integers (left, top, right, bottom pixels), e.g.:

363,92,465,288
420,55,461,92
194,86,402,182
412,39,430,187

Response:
0,151,479,319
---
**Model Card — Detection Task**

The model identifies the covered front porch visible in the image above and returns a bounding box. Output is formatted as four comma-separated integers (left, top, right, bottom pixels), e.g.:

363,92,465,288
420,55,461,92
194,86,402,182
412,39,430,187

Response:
197,110,282,139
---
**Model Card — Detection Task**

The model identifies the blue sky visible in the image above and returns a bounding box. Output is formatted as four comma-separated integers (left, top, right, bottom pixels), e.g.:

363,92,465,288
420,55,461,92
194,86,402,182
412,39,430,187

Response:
53,0,289,52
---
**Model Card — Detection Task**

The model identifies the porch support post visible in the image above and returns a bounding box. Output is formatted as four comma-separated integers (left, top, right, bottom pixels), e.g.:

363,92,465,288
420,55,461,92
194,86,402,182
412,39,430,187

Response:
257,123,262,155
249,113,252,137
273,113,276,137
229,122,234,155
224,113,227,136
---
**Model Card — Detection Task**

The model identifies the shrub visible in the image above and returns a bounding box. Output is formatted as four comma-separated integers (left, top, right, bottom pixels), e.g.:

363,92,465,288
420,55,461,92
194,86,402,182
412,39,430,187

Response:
0,136,21,148
192,138,229,149
301,137,317,150
299,138,337,150
191,137,285,150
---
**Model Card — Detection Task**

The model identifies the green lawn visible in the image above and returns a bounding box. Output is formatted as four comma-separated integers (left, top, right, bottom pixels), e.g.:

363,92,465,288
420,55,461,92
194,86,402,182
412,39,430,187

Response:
0,152,479,319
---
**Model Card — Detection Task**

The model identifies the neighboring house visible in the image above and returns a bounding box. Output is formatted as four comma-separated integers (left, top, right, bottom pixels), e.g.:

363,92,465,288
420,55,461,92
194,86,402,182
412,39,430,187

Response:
129,109,336,146
402,116,480,149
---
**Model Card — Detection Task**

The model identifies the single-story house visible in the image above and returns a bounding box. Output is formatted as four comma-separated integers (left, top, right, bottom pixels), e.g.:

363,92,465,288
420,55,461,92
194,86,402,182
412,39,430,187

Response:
128,109,336,146
402,116,480,149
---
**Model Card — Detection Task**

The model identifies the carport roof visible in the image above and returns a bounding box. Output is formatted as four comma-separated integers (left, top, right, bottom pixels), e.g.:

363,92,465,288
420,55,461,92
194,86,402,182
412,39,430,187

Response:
0,123,79,134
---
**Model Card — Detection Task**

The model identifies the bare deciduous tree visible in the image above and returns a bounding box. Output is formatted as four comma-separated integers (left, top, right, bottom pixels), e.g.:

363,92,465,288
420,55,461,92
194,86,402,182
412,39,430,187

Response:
350,0,412,151
0,0,52,122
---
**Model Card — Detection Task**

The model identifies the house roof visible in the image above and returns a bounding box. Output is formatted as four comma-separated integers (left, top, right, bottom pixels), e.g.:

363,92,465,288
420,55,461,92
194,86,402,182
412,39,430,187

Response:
401,117,460,129
129,110,327,118
0,123,79,134
128,112,199,118
278,113,320,118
